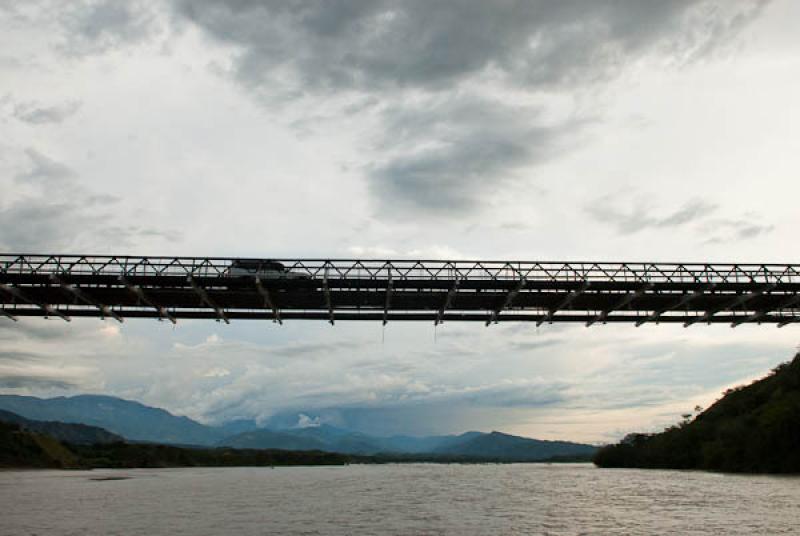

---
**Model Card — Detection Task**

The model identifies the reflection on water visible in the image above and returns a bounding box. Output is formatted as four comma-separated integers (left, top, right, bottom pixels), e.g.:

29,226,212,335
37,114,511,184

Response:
1,464,799,535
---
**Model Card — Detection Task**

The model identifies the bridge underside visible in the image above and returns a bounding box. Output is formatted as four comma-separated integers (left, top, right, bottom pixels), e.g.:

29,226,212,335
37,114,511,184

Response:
1,256,799,327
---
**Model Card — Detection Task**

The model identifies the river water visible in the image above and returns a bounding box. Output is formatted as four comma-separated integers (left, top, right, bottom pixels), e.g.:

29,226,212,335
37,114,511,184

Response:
1,464,798,535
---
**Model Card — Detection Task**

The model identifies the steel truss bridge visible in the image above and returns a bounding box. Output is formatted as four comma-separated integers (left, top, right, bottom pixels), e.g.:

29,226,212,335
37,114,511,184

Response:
0,254,799,327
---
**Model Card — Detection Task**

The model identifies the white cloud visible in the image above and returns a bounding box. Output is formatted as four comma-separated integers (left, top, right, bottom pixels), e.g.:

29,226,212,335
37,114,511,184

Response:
202,367,230,378
294,413,320,429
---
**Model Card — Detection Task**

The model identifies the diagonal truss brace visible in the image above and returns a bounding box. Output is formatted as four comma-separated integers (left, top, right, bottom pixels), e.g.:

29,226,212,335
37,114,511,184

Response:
119,276,176,324
323,270,334,325
435,279,461,326
254,277,282,325
636,284,715,327
0,308,18,321
52,275,123,322
0,283,71,321
685,284,777,327
383,273,393,326
487,278,527,326
587,283,654,327
731,293,800,327
537,281,591,327
187,276,229,324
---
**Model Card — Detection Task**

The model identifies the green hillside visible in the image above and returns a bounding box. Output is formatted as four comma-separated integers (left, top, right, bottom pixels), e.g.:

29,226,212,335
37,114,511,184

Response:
0,409,124,445
594,352,800,473
0,421,81,468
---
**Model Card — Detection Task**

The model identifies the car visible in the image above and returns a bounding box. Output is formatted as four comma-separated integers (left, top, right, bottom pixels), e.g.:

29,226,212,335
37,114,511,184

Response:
227,259,310,279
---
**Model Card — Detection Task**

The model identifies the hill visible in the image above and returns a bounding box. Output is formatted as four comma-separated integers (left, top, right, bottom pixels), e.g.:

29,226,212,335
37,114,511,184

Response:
0,420,82,468
219,428,330,451
594,352,800,473
0,394,222,445
220,425,596,461
0,409,123,445
0,418,349,469
434,431,597,461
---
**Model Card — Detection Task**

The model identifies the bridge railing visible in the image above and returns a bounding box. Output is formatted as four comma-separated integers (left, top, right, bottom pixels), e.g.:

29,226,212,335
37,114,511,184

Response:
1,254,799,284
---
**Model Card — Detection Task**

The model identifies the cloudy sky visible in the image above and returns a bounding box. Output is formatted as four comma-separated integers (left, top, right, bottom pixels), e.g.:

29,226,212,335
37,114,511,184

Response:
1,0,798,442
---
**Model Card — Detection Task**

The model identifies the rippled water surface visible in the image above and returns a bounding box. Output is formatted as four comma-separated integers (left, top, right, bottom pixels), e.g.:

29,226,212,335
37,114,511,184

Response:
2,464,799,535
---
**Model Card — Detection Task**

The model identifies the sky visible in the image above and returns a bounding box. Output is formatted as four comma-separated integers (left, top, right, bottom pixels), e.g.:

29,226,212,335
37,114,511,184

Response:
1,0,799,443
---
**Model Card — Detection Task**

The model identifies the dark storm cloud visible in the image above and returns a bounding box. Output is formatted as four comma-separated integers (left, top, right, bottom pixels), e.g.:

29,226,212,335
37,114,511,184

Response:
0,376,76,390
0,203,89,251
0,200,181,251
735,223,773,239
0,0,161,56
450,380,570,408
249,379,570,434
0,321,74,342
0,149,180,251
585,197,718,235
701,217,775,244
174,0,766,217
176,0,766,92
369,97,583,215
0,351,45,363
12,100,82,125
510,339,563,353
261,405,500,436
57,0,162,55
273,340,372,358
15,149,79,190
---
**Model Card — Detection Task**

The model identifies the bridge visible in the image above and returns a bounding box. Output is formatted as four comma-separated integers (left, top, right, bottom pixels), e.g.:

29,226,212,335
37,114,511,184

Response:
0,254,798,327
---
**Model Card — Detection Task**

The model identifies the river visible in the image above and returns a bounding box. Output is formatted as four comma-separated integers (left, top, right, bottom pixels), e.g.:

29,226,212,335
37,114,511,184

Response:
1,464,798,535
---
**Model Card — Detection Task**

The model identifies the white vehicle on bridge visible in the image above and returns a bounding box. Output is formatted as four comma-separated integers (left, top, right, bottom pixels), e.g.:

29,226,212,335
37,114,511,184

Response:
227,259,310,279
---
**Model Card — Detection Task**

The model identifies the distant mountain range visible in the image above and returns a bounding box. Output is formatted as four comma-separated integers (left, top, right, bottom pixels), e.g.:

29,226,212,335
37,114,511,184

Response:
219,426,596,461
0,394,228,445
0,394,596,461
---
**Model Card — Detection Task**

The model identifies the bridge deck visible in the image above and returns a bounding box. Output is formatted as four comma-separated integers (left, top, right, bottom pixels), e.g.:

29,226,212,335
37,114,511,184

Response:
1,255,798,326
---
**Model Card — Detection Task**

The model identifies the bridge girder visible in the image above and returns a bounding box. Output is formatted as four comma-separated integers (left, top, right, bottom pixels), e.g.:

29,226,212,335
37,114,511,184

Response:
187,276,229,324
0,282,70,321
486,277,526,326
0,254,798,326
119,275,176,324
255,276,281,325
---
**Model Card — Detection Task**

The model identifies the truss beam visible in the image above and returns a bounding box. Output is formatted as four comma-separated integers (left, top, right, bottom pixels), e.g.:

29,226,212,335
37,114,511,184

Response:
187,276,229,324
435,279,461,326
52,275,123,322
587,284,653,327
0,255,799,326
254,277,281,325
731,294,800,327
322,271,334,325
685,284,776,327
0,283,70,321
2,255,800,287
636,285,715,327
119,276,176,324
487,278,527,326
537,281,590,326
1,308,17,321
383,273,393,326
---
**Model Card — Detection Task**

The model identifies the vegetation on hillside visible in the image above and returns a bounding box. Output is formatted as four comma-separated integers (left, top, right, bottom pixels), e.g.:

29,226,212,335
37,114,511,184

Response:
594,352,800,473
0,419,350,469
0,421,82,468
0,409,123,445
